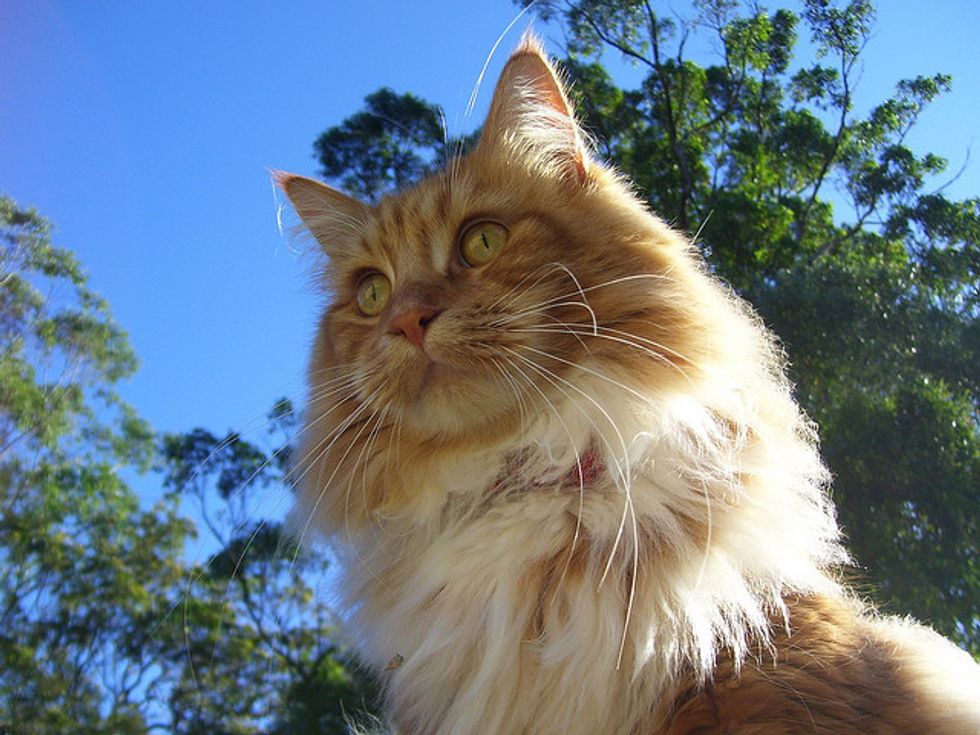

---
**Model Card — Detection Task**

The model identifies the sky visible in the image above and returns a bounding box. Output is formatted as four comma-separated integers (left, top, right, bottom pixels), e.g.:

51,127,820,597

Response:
2,0,979,451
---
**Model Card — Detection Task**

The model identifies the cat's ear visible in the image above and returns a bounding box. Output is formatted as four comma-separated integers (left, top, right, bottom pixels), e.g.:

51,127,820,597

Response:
274,172,368,257
477,36,588,184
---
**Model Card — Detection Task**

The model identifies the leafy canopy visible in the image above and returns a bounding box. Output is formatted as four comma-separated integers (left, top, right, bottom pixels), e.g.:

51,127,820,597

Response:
1,195,182,733
1,198,377,733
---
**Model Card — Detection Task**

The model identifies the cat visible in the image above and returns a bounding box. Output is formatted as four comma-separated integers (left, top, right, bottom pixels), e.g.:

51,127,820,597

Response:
277,36,980,735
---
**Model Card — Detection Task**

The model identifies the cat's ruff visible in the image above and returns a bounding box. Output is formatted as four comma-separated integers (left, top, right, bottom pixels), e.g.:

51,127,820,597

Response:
340,388,847,734
280,35,980,735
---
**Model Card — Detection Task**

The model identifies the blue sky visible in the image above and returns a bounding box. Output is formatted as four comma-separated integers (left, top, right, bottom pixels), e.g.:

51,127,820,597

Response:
3,0,978,445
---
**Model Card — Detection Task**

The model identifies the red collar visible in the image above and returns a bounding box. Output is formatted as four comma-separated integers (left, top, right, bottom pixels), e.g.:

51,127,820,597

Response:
492,449,605,493
562,450,605,488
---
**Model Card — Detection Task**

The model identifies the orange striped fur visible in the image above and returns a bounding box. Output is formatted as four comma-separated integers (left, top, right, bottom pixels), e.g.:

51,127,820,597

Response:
278,37,980,734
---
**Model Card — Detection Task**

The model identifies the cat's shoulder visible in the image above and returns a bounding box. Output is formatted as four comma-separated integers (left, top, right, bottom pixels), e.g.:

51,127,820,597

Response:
657,595,980,735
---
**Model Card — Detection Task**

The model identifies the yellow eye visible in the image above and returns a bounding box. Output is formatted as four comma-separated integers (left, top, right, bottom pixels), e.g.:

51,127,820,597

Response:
460,221,508,267
355,272,391,316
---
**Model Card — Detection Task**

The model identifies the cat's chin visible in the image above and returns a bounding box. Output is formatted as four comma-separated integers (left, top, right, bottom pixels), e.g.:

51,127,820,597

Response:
417,359,449,392
392,361,514,439
389,352,450,398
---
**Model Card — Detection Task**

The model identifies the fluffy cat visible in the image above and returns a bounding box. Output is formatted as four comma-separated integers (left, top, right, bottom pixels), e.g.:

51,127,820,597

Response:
277,37,980,734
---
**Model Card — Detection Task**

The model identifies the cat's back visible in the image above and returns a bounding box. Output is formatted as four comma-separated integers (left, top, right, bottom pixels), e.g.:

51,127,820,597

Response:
656,595,980,735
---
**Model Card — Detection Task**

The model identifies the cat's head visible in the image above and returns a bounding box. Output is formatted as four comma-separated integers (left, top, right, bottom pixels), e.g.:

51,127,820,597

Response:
279,38,735,449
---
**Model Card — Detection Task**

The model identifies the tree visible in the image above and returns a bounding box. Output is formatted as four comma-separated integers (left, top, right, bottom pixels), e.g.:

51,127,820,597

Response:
314,87,477,203
313,0,979,654
157,400,380,734
1,197,377,733
0,195,189,732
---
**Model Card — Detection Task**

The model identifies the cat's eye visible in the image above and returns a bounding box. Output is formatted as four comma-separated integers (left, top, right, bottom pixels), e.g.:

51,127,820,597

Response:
355,272,391,316
460,221,508,267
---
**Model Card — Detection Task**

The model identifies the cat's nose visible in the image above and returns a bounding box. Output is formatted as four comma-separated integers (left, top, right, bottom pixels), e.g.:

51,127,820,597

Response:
388,306,441,349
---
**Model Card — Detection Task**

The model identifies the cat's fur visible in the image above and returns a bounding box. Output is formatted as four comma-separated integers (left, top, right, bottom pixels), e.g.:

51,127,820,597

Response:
278,37,980,734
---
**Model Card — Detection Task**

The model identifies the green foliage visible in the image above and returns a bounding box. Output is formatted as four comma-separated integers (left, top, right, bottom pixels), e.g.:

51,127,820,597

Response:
157,401,380,734
314,88,443,203
1,196,187,732
1,199,376,732
314,87,477,202
317,0,979,655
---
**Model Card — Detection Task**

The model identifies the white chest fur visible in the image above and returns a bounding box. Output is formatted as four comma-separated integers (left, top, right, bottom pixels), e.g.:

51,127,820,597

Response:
337,391,843,735
347,489,648,735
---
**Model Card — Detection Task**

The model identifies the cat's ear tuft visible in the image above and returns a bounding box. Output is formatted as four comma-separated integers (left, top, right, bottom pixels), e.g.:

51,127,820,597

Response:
273,171,368,257
477,35,588,184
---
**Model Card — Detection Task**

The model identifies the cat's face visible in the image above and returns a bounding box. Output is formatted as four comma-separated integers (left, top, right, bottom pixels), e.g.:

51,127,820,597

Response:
281,41,711,445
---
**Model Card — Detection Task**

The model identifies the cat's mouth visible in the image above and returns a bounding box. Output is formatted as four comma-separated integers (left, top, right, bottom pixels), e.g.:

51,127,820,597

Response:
398,352,449,391
394,354,463,407
419,358,447,386
403,339,493,392
386,351,516,434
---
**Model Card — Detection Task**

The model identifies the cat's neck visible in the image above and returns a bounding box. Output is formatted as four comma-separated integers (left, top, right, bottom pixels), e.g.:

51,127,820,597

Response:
335,381,844,734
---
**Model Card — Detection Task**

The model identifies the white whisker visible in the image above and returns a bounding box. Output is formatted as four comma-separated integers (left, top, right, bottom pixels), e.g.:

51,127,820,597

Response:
491,261,597,333
157,368,361,658
484,261,578,313
516,344,650,403
505,324,697,385
356,404,391,545
488,356,531,432
693,477,714,594
502,346,639,667
465,3,536,118
280,379,376,492
495,271,676,321
381,406,404,510
499,354,587,610
162,368,373,679
287,383,388,559
490,299,595,328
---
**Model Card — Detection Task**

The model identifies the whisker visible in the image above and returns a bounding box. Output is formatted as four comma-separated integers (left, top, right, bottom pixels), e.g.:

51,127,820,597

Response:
489,299,595,329
307,360,364,376
484,261,582,314
516,344,652,403
493,271,676,321
381,406,404,513
355,404,391,543
503,347,639,667
488,356,531,433
504,324,697,385
287,383,388,560
280,380,377,493
582,271,677,292
693,477,714,594
344,405,403,594
465,3,535,118
619,488,640,670
542,261,597,335
491,261,598,333
502,347,633,548
602,325,701,372
690,209,713,246
498,354,587,611
503,346,632,511
159,369,372,684
307,368,377,401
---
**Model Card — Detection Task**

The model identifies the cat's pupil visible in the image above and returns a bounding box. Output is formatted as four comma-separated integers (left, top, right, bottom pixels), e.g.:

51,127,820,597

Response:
481,233,490,251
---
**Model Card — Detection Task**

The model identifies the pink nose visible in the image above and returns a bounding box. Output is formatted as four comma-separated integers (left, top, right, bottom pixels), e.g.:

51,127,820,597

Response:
389,306,440,349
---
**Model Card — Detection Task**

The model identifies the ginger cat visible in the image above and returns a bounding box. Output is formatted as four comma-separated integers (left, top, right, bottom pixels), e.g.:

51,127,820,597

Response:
278,37,980,735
